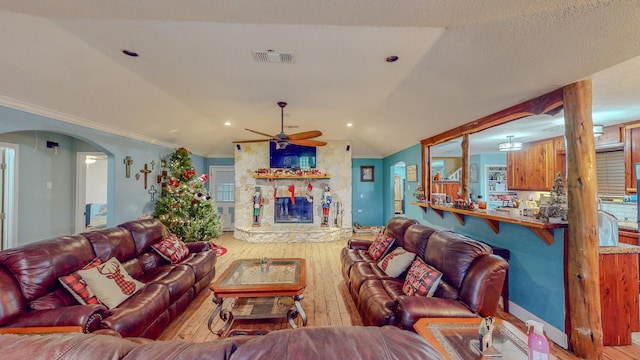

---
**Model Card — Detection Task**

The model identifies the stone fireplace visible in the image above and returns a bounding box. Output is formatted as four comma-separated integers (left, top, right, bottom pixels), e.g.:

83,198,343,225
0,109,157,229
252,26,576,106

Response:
234,141,352,243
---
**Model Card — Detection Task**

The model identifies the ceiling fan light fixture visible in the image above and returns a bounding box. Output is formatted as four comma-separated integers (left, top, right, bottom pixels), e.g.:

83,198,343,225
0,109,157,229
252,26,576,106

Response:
498,135,522,151
593,124,604,137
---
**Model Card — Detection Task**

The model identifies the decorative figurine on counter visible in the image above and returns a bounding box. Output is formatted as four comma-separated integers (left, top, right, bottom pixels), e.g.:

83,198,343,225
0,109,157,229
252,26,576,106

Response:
478,316,495,352
252,187,264,226
321,186,332,226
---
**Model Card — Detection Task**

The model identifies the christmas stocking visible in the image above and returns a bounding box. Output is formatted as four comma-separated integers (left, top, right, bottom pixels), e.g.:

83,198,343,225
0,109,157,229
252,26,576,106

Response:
305,182,313,202
288,184,295,204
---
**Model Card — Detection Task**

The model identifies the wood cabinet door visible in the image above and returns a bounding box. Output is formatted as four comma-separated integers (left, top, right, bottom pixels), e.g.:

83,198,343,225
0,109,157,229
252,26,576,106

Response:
624,125,640,193
507,150,527,190
507,139,555,191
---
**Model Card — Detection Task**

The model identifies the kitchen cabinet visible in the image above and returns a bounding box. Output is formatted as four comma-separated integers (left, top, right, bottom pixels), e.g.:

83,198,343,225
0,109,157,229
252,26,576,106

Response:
624,124,640,193
599,249,640,345
507,138,556,191
619,229,638,245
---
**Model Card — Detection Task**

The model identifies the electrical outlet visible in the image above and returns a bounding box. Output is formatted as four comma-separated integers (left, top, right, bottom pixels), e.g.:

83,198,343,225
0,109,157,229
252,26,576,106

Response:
46,182,53,190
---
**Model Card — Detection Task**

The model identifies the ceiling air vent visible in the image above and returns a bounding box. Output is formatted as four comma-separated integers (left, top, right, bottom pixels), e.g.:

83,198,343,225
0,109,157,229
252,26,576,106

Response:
252,50,295,64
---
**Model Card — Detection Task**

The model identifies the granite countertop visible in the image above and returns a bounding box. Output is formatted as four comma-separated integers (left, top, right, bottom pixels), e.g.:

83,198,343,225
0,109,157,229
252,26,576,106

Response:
618,221,638,231
600,243,640,254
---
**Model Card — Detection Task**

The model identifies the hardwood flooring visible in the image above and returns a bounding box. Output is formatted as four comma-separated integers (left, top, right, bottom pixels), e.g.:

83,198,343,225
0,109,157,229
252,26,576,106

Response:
158,232,640,359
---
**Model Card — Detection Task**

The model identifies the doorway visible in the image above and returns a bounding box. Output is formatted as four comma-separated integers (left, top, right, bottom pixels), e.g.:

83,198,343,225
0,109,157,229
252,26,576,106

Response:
75,152,108,233
391,161,406,215
0,143,18,250
209,166,235,231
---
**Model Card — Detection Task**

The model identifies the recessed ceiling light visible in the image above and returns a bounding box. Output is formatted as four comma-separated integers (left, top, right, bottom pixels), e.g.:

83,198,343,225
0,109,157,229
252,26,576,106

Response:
122,49,139,57
385,55,398,63
224,121,231,126
347,123,353,127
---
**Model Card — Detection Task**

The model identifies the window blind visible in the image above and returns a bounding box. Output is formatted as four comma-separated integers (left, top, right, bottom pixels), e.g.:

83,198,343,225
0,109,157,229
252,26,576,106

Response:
595,150,625,197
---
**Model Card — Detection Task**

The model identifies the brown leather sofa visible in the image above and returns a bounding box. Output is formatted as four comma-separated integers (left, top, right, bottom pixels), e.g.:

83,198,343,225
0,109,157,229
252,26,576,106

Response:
340,217,508,329
0,219,216,339
0,326,445,359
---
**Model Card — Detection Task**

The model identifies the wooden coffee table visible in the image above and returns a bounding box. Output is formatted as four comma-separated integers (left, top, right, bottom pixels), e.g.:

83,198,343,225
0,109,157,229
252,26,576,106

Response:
414,318,529,360
207,258,307,336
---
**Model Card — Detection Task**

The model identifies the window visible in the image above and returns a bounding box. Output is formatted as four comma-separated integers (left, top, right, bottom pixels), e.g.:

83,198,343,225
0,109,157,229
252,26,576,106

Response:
596,150,624,197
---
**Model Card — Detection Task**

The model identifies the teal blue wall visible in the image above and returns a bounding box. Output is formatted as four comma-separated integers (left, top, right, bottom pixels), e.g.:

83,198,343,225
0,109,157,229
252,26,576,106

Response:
382,144,424,222
378,143,565,332
0,105,191,244
352,158,384,226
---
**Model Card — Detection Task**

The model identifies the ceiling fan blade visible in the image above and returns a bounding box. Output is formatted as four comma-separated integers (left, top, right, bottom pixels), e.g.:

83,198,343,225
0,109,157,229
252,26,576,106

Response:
244,128,278,140
287,130,323,140
289,139,327,147
232,139,272,144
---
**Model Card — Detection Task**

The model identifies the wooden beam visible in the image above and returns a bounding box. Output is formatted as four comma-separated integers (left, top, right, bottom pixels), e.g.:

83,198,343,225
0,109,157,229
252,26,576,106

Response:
421,88,564,147
461,134,470,201
563,80,603,358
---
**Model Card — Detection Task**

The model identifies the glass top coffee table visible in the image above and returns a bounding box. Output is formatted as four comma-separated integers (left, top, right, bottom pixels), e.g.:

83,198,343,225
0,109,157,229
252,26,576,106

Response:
207,258,307,336
414,318,529,360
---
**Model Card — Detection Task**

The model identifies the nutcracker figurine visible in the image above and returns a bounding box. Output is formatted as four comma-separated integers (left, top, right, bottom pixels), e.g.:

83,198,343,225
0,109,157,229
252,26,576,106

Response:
252,187,264,226
321,187,332,226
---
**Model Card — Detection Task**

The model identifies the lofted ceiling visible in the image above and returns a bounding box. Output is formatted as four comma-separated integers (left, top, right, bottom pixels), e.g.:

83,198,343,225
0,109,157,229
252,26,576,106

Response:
1,1,640,158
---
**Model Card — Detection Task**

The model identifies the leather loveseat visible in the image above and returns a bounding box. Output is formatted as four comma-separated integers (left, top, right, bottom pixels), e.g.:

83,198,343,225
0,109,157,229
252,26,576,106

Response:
0,219,216,339
0,326,445,360
341,217,508,330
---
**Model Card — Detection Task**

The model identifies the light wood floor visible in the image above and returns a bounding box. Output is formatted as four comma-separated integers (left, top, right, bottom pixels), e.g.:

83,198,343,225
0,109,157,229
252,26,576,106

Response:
158,232,640,359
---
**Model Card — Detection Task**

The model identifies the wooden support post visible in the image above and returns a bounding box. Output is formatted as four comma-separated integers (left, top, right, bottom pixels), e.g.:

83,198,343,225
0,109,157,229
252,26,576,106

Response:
461,134,469,201
424,146,432,204
563,80,603,358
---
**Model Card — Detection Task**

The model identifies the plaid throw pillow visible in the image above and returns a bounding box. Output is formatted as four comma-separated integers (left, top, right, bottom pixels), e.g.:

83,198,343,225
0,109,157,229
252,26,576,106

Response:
152,234,190,264
78,257,145,309
367,233,395,261
58,258,102,305
402,258,442,297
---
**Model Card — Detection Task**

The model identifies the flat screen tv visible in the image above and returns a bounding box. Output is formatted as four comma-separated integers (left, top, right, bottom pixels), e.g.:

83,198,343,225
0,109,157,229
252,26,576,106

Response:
269,142,317,169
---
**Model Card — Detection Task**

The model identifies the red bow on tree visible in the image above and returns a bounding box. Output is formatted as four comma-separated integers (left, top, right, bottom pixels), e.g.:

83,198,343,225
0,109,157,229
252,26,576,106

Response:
288,184,295,204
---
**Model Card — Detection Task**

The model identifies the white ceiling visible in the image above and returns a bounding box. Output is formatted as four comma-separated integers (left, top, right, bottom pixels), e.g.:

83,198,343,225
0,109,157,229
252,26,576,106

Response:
1,1,640,158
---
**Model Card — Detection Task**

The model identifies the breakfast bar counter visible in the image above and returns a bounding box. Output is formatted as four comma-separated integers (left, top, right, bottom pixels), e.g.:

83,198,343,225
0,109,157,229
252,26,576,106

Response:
412,201,566,245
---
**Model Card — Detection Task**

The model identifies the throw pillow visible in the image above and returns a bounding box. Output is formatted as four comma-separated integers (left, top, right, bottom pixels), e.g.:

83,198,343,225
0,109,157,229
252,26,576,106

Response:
152,234,190,264
78,257,145,309
367,233,395,261
58,258,102,305
378,248,415,277
402,259,442,297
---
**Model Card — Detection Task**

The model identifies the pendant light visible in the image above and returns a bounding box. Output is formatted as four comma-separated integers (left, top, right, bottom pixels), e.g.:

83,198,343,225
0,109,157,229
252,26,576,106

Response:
498,136,522,152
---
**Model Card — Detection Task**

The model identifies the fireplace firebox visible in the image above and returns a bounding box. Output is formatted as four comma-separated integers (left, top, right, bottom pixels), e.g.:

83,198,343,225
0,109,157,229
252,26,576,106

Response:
274,197,313,223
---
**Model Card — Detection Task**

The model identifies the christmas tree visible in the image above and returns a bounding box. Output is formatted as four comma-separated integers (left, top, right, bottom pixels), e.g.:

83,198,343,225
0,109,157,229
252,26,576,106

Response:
153,147,222,242
546,172,567,221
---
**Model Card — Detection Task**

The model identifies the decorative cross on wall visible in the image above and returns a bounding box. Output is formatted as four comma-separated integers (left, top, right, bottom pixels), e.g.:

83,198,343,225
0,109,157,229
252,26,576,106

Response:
123,156,133,178
148,185,158,201
140,163,152,189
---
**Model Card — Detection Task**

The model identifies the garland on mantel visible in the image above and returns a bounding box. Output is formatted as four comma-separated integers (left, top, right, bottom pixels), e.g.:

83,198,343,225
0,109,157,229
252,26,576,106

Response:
255,168,326,177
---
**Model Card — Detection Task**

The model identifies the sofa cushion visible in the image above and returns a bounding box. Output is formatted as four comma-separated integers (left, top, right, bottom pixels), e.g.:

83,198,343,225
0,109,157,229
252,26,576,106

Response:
367,233,395,261
119,219,170,256
424,231,492,290
29,288,77,310
382,217,419,249
152,234,189,264
59,258,102,305
179,250,217,281
402,259,442,297
0,235,97,302
402,224,437,259
83,227,138,264
138,265,195,303
378,248,415,277
78,257,145,309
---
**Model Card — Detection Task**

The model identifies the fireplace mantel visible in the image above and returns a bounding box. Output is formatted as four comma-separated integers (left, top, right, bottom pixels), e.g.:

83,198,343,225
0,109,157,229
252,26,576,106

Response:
252,173,331,180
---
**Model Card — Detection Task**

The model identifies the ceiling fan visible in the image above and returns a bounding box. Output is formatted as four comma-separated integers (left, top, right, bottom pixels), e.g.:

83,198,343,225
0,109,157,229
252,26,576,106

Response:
233,101,327,149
